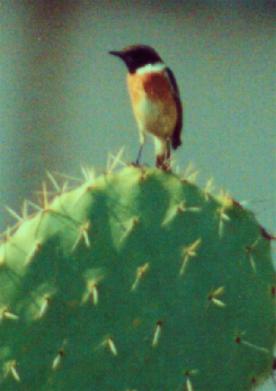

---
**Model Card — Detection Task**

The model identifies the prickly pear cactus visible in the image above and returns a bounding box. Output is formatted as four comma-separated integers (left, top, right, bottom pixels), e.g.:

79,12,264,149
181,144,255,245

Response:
0,166,275,390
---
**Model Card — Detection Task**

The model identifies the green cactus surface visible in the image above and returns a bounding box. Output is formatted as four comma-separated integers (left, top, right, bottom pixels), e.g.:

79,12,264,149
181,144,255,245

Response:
0,166,275,390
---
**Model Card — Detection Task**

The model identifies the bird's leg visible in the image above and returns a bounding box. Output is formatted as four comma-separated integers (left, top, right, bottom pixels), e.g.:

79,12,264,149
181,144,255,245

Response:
165,139,171,161
156,154,165,168
135,144,144,165
133,132,145,166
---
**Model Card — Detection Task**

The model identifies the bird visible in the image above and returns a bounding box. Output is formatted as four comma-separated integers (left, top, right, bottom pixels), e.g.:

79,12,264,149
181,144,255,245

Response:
109,44,183,170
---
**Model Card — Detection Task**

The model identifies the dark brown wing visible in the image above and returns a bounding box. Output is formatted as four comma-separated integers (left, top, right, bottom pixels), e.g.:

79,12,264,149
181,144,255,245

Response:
165,67,183,149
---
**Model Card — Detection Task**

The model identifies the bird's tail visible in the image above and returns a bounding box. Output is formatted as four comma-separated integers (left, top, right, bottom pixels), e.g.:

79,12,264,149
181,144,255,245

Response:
171,132,182,150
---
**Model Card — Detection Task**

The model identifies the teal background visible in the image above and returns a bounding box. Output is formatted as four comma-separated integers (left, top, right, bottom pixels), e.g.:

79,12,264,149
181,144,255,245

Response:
0,1,275,389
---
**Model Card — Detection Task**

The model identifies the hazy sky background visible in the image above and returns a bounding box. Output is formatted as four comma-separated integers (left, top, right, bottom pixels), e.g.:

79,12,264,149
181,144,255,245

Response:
0,1,275,389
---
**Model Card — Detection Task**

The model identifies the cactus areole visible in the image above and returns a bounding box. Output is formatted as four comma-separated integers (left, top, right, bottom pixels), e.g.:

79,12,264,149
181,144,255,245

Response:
0,166,275,390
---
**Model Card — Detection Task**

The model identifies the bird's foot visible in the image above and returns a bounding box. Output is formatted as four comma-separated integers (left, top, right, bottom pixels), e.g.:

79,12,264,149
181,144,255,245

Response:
129,161,149,169
130,161,142,167
156,156,171,172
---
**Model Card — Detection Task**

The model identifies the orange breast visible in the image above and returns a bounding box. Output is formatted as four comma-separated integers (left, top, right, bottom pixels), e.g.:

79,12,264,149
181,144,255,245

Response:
127,72,173,104
127,71,177,138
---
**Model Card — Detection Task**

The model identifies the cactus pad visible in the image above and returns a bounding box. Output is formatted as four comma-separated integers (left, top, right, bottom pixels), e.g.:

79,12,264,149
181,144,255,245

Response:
0,166,275,390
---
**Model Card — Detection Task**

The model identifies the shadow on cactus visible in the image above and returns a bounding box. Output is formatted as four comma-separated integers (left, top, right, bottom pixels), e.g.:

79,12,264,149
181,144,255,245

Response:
0,161,275,390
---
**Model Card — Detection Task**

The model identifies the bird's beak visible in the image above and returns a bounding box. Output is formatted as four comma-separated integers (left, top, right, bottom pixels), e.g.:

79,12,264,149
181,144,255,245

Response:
109,50,123,58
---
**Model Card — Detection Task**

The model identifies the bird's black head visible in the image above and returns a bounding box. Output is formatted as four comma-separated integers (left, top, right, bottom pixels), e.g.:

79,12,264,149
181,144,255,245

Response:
109,45,162,73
